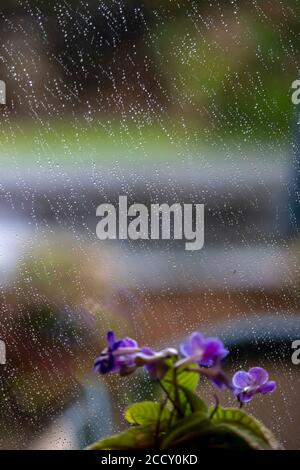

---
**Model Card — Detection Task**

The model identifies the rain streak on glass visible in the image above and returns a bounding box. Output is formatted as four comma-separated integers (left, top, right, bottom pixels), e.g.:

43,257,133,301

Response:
0,0,299,449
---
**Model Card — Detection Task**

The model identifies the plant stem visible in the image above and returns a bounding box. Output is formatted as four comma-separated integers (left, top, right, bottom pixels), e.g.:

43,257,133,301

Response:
155,396,168,448
173,368,180,415
158,379,182,417
209,394,219,420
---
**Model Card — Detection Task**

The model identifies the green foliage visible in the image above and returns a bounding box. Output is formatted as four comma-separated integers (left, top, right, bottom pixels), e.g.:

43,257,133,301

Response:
87,340,280,450
87,380,281,450
161,364,199,393
161,405,281,450
179,386,208,415
87,425,156,450
125,401,171,427
161,412,212,449
153,6,299,141
211,407,282,450
160,361,200,415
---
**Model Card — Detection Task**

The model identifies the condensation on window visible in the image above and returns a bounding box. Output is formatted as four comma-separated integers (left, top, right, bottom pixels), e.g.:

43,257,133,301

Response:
0,1,299,450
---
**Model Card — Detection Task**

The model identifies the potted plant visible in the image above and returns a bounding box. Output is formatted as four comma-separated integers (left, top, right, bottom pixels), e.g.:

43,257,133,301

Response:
88,330,280,450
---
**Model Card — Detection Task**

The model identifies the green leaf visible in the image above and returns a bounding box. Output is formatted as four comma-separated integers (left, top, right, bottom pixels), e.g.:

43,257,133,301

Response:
86,425,155,450
87,406,282,450
161,411,210,449
179,386,208,415
161,364,199,414
165,424,254,449
162,360,199,392
125,401,171,426
211,407,282,450
162,406,282,450
176,367,200,392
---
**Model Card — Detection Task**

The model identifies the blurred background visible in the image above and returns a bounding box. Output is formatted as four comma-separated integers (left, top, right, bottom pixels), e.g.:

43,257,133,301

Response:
0,0,300,449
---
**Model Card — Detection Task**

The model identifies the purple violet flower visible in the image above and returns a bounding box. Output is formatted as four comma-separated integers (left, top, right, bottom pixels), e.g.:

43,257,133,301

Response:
180,332,228,367
205,368,232,391
136,347,178,379
232,367,276,403
138,347,159,377
94,331,140,375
